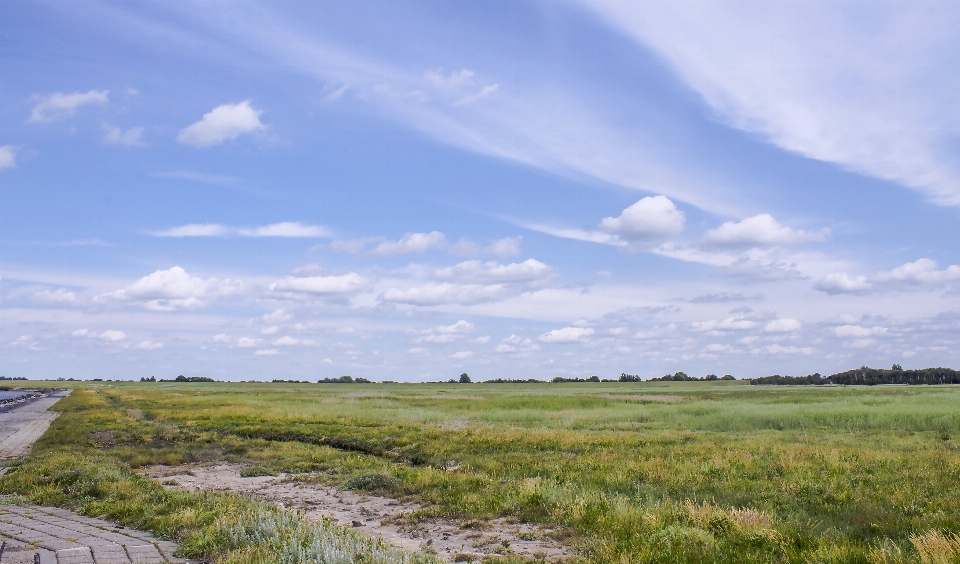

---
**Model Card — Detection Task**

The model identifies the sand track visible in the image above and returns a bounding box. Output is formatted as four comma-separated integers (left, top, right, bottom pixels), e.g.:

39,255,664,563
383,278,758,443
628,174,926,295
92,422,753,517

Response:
143,464,571,562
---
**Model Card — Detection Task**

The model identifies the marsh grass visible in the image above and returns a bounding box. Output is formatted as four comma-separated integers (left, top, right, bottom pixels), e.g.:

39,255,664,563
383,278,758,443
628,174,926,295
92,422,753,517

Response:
5,381,960,562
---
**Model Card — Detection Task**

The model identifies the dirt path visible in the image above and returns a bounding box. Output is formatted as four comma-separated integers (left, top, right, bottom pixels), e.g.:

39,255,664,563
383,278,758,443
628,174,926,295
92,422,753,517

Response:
144,464,572,563
0,391,71,461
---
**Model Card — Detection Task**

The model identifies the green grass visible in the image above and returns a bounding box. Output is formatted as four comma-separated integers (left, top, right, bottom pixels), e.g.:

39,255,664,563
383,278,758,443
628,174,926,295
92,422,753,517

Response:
4,380,960,563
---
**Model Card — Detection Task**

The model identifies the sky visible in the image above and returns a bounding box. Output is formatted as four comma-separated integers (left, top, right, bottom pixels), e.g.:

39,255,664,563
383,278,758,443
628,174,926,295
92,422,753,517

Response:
1,0,959,382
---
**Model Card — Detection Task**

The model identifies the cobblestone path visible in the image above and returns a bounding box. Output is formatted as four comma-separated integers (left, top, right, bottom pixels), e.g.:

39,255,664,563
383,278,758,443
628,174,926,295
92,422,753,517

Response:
0,503,190,564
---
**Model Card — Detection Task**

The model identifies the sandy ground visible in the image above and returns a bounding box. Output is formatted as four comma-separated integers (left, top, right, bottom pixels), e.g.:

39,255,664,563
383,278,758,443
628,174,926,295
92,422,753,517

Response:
143,464,572,562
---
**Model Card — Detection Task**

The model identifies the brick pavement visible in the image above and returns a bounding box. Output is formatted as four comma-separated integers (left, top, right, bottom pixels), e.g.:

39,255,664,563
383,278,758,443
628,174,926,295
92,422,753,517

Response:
0,504,192,564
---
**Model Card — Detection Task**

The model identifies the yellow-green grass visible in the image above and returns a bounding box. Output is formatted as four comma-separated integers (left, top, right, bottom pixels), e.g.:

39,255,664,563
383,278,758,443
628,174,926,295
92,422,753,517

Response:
5,380,960,563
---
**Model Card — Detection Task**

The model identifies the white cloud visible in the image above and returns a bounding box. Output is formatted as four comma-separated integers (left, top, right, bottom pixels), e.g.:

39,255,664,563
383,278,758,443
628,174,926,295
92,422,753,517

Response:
0,145,19,170
751,344,813,355
212,334,230,343
692,317,758,332
263,309,292,321
434,259,550,284
32,288,77,303
764,318,801,333
134,341,163,350
71,329,90,337
517,221,625,246
486,236,522,258
875,258,960,288
29,90,108,123
103,266,243,310
539,326,595,343
834,325,888,338
450,350,474,359
382,283,508,306
238,222,331,237
417,320,474,343
260,326,279,335
99,330,126,342
407,347,429,355
149,222,329,238
237,337,261,348
370,232,446,256
254,349,279,356
270,272,368,295
816,258,960,295
704,344,735,353
585,2,960,205
701,214,828,248
150,224,231,237
9,335,41,351
425,68,475,88
454,84,499,106
599,196,685,244
496,334,540,355
102,123,146,147
177,101,264,147
814,273,873,295
472,336,491,343
718,257,801,282
273,336,299,346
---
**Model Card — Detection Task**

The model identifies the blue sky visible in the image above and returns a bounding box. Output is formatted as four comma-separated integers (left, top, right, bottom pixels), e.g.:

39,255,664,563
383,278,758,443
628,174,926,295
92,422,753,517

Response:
2,0,959,381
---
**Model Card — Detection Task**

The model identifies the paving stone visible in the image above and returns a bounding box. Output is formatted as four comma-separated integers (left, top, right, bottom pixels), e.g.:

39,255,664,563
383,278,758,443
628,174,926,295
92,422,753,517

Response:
125,544,166,564
56,546,95,564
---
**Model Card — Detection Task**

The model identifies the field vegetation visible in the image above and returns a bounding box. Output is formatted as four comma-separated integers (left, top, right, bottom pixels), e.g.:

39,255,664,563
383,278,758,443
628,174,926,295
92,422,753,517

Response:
2,380,959,563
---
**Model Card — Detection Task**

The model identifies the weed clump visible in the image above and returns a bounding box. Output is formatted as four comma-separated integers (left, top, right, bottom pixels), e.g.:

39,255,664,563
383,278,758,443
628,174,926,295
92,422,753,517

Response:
240,465,276,478
342,472,399,493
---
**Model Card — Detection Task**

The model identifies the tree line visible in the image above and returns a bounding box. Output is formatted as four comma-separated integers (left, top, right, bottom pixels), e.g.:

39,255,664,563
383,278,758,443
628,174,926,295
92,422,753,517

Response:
751,365,960,386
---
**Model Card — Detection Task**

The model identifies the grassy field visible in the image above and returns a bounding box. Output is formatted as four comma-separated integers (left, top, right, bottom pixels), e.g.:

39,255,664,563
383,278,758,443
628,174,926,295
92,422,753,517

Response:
2,380,960,563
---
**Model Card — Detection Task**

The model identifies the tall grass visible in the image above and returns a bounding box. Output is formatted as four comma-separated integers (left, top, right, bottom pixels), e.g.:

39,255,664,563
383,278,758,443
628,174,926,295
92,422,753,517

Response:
9,381,960,562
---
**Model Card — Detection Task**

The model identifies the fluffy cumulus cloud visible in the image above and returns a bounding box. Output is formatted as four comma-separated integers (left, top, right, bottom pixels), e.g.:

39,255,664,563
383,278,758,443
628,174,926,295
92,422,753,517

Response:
539,326,595,343
270,272,368,296
273,336,299,346
370,232,446,256
103,266,243,310
434,259,550,284
417,320,474,344
236,337,261,348
29,90,108,123
99,330,126,342
496,334,540,355
816,258,960,295
486,237,522,258
134,341,163,350
764,318,801,333
701,214,828,248
0,145,19,170
177,101,264,147
450,350,474,359
599,196,685,245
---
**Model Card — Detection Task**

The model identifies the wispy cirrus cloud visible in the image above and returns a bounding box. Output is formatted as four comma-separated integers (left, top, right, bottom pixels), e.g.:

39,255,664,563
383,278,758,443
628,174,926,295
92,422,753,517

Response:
149,222,331,238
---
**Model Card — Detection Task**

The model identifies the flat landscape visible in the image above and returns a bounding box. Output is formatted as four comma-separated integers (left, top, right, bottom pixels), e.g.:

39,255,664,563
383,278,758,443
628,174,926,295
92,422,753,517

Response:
1,380,959,563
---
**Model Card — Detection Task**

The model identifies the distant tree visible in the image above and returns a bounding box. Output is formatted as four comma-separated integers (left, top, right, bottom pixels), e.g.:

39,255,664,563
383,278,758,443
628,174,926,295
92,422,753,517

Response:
721,374,735,380
619,373,642,382
140,376,156,382
705,374,719,381
459,373,472,383
892,364,903,371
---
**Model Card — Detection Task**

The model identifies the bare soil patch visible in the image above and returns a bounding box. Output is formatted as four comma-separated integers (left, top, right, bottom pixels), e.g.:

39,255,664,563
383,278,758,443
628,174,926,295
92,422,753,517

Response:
142,464,571,563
